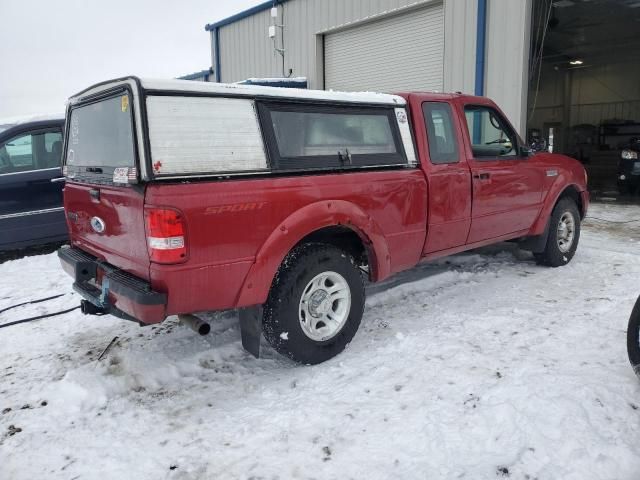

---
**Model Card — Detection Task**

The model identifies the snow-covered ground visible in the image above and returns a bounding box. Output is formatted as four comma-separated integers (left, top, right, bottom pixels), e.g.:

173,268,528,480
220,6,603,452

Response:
1,202,639,480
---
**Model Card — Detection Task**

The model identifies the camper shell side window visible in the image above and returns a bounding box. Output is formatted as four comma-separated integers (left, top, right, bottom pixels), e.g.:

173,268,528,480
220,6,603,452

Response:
146,95,269,177
257,102,410,171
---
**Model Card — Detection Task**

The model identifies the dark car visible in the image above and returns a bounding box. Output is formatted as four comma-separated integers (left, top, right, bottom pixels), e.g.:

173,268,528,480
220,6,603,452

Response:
618,137,640,195
0,116,67,250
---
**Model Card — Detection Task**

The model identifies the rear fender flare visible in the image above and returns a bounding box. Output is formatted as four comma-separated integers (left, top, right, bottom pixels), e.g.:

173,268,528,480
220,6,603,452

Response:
235,200,390,308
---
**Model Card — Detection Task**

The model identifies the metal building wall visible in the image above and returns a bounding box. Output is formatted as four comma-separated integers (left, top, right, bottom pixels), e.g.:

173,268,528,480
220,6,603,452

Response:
217,0,444,88
323,4,444,92
484,0,532,135
443,0,477,95
218,10,281,83
213,0,532,135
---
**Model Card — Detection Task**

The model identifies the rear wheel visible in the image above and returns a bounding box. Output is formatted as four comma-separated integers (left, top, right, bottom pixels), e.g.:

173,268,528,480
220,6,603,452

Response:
262,243,365,364
628,296,640,379
534,197,581,267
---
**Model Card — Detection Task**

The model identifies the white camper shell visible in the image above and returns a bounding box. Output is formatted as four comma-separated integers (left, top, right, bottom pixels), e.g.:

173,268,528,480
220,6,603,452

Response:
63,77,417,184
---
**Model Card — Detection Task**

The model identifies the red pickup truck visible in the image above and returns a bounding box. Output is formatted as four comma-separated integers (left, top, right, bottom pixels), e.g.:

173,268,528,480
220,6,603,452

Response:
58,77,588,364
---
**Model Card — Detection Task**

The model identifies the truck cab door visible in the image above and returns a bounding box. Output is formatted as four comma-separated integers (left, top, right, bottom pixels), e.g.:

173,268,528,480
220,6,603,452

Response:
463,105,543,244
420,102,472,254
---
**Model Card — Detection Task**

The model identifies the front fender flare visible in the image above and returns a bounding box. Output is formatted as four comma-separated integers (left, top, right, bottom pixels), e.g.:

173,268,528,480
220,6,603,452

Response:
235,200,391,308
530,179,583,236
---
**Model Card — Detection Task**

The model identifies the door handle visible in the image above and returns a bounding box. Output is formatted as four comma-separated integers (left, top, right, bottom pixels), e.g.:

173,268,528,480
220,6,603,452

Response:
50,177,65,183
473,173,490,180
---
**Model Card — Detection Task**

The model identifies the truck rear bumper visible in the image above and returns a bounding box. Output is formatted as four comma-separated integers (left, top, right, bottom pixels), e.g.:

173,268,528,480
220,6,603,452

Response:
58,246,167,324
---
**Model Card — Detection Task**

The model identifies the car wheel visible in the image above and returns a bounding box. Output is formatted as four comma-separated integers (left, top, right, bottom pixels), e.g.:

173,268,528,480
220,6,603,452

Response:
534,197,581,267
625,182,636,196
628,296,640,379
262,243,365,365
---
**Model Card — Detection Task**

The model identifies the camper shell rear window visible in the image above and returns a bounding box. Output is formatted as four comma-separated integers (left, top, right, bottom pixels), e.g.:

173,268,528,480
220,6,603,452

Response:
65,91,137,183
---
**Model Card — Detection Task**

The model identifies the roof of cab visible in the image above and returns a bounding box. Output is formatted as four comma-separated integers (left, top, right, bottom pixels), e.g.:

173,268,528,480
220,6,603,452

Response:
70,76,408,107
0,113,64,127
0,116,64,138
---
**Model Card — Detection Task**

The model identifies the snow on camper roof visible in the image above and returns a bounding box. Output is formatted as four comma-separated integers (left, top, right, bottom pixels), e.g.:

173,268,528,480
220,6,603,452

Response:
139,78,406,106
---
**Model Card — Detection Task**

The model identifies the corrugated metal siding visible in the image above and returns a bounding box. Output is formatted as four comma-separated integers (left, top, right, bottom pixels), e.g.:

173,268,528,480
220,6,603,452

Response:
443,0,476,94
323,3,444,92
218,9,282,84
484,0,532,136
214,0,531,134
217,0,440,87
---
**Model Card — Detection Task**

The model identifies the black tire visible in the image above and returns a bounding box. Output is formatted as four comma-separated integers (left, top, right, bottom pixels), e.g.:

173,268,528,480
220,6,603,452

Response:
627,296,640,379
262,243,365,365
623,182,637,196
534,197,581,267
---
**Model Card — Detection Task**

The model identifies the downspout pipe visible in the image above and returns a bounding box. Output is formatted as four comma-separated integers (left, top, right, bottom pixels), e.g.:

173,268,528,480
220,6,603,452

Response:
473,0,488,143
474,0,487,96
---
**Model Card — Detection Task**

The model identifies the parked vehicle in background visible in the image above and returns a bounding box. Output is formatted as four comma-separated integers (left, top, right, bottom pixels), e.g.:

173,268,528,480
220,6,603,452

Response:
58,77,589,364
0,116,67,251
618,138,640,195
627,295,640,379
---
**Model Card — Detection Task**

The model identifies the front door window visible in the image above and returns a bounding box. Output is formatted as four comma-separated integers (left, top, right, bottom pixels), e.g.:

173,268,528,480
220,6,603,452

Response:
464,106,517,158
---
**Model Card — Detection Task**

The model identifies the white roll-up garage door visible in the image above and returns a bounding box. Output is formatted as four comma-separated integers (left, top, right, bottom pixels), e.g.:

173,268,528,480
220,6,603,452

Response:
324,2,444,93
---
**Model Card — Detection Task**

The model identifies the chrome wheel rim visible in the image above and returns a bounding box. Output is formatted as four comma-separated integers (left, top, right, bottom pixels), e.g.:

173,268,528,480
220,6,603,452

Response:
299,271,351,342
557,211,576,253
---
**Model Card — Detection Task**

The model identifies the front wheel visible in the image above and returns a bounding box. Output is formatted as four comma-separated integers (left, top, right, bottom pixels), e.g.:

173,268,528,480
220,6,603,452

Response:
534,197,581,267
262,243,365,365
627,296,640,379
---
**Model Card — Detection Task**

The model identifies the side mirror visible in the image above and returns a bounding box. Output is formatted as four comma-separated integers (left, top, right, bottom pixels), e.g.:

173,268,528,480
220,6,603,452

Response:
520,145,534,157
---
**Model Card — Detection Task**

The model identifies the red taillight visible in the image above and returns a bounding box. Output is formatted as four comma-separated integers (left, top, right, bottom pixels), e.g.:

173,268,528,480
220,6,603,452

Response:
144,207,187,264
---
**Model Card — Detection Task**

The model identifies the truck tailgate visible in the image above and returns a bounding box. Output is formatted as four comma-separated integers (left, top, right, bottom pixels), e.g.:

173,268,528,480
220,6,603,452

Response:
64,182,150,280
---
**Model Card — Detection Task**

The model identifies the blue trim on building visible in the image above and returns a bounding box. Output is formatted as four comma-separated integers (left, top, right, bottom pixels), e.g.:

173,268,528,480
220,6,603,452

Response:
205,1,286,31
474,0,487,96
473,0,488,143
178,69,213,81
214,27,221,82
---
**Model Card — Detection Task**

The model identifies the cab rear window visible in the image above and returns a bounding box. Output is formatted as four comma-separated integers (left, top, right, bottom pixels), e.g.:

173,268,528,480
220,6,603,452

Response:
67,94,135,171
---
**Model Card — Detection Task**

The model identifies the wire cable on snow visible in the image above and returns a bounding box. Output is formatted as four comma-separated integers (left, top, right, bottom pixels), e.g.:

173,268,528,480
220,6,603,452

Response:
0,293,68,316
0,306,80,329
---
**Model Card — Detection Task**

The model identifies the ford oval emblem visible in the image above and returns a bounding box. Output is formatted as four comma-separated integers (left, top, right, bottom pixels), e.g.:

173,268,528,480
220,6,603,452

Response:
90,216,106,233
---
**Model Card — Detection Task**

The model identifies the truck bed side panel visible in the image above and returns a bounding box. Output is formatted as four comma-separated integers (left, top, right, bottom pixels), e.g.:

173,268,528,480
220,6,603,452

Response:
145,169,428,315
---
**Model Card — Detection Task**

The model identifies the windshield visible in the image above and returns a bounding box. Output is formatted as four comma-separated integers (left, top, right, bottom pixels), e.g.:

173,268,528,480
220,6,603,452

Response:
67,93,135,168
0,124,16,134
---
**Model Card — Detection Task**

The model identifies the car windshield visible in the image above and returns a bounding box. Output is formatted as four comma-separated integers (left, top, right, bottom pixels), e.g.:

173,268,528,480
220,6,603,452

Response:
0,123,16,134
67,93,135,168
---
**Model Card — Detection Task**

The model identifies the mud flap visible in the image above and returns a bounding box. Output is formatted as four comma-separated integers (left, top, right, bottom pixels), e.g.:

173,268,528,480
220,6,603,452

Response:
239,306,263,358
519,221,550,254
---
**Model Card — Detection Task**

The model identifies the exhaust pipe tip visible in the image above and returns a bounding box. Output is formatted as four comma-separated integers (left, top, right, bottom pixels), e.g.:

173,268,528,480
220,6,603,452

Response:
197,322,211,336
178,314,210,336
